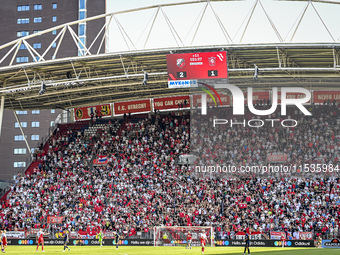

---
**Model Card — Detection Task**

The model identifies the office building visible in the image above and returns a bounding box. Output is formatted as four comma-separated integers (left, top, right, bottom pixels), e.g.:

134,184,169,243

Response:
0,0,106,182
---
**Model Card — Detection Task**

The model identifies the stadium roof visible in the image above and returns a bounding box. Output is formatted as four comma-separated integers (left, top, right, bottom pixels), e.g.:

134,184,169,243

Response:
1,43,340,110
1,0,340,110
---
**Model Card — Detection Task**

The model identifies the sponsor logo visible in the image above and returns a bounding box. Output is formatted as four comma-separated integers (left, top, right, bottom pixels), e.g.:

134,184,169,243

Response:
323,238,340,248
294,241,311,246
73,240,89,245
168,80,197,88
18,240,34,245
252,241,266,246
114,240,128,245
274,241,288,246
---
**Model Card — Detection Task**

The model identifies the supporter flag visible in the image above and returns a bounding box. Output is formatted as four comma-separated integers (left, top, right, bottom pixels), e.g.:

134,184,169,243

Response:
93,155,108,166
47,216,64,224
98,156,107,163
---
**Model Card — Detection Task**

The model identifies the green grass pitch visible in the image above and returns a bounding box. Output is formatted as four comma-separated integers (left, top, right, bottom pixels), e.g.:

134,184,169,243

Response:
2,246,338,255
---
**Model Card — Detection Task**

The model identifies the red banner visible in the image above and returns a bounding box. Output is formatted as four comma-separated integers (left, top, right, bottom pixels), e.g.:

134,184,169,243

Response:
277,91,311,104
192,94,230,107
74,104,111,121
153,96,190,111
47,216,64,224
244,91,270,103
267,153,288,163
78,230,98,236
313,91,340,103
114,99,151,115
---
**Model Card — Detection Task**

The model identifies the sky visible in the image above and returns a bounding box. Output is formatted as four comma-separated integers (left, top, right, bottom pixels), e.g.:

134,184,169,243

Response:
104,0,340,52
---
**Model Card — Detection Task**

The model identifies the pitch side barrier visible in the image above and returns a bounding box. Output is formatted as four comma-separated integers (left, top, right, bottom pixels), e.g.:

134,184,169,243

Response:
8,238,314,247
8,238,154,246
215,239,314,248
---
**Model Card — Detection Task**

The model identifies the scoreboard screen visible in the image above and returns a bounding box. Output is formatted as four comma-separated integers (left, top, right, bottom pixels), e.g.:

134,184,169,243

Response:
166,51,228,81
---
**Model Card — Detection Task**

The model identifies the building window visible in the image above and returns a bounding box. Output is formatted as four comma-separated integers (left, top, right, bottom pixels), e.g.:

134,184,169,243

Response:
52,30,57,35
15,110,27,115
52,3,57,9
51,109,55,113
50,121,55,127
79,24,85,36
79,0,86,9
34,56,40,62
80,37,85,47
79,11,86,20
31,121,40,127
19,44,27,50
14,162,26,168
33,43,41,49
31,148,38,153
17,5,30,11
33,30,41,34
34,4,42,10
17,18,29,24
32,110,40,114
34,17,42,23
51,55,55,60
15,122,27,128
78,50,85,57
52,42,57,48
52,16,57,22
17,31,29,37
16,57,29,63
14,135,26,141
31,135,39,141
14,148,27,155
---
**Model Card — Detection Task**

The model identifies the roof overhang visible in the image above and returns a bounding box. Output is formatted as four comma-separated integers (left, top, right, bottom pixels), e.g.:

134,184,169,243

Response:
1,43,340,110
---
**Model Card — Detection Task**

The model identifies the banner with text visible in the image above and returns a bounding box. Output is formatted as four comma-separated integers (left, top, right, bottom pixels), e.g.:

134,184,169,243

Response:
215,239,313,247
270,231,286,240
114,100,151,115
6,231,25,239
322,239,340,248
313,91,340,104
74,104,111,121
277,91,311,104
153,96,190,111
10,238,154,246
192,94,230,107
244,91,270,103
235,231,262,240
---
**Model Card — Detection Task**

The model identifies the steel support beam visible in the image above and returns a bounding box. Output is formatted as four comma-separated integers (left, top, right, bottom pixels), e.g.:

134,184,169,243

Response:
0,96,4,137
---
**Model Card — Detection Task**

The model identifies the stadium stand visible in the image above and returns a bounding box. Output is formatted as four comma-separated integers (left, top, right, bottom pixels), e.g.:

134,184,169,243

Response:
1,105,340,241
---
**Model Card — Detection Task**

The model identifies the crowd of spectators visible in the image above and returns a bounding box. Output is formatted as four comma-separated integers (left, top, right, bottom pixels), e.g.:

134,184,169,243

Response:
1,103,339,241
